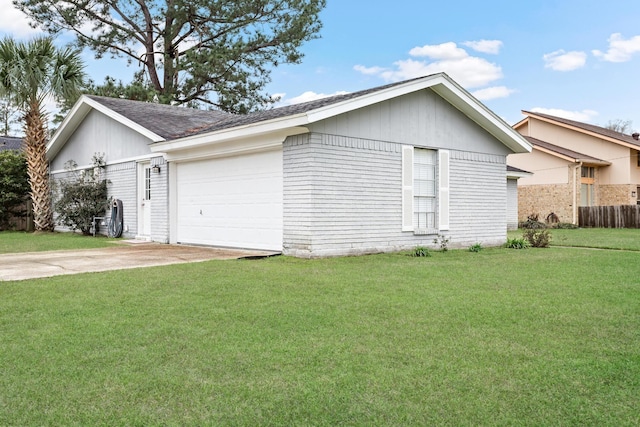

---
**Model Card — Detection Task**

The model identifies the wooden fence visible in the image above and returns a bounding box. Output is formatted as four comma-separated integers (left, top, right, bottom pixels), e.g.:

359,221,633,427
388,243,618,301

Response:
579,205,640,228
3,200,34,232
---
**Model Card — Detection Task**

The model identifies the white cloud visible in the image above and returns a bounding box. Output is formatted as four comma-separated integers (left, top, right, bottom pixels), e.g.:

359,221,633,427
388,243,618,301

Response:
353,64,388,75
0,0,42,38
409,42,468,60
472,86,516,101
355,42,504,90
378,56,502,89
593,33,640,62
543,50,587,71
281,90,350,106
530,107,598,122
463,40,503,55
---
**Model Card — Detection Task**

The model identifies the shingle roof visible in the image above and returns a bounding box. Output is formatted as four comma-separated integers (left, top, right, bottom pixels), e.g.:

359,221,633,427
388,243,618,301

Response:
507,165,529,174
524,136,610,165
523,110,640,148
0,135,23,151
85,95,234,140
86,76,425,140
178,78,422,138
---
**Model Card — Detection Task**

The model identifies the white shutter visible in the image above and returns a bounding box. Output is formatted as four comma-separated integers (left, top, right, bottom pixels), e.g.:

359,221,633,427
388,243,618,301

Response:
402,146,414,231
439,150,450,230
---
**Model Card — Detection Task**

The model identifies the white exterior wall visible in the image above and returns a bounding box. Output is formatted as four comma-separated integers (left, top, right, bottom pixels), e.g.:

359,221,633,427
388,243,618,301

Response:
507,178,519,230
150,157,169,243
283,133,508,257
282,87,511,257
50,109,154,171
103,161,138,238
49,108,169,242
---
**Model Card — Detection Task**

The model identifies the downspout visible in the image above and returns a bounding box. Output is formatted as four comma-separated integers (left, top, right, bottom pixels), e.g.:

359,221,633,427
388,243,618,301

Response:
572,161,582,225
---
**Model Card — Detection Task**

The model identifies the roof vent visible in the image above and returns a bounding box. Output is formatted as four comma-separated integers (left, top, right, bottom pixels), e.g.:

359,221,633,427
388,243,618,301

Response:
633,133,640,141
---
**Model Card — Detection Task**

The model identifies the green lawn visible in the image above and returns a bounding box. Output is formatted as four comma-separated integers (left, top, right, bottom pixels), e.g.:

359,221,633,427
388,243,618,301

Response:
507,227,640,251
1,231,639,425
0,231,116,253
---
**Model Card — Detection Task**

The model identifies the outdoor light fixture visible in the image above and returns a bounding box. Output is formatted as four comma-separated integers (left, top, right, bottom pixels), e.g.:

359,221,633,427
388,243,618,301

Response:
152,165,161,173
632,191,637,198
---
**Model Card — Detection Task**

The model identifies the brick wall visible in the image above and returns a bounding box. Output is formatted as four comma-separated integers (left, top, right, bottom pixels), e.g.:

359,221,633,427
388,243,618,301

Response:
518,183,574,223
599,184,635,206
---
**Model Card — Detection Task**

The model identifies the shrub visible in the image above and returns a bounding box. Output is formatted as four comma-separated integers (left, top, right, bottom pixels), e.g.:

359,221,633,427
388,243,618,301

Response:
54,154,110,235
468,243,483,252
523,228,551,248
519,213,547,229
412,246,431,257
506,237,530,249
433,234,450,252
0,150,30,230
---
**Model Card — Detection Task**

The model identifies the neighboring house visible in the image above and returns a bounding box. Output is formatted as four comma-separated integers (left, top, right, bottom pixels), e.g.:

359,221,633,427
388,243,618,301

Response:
48,73,531,257
0,135,22,151
508,110,640,224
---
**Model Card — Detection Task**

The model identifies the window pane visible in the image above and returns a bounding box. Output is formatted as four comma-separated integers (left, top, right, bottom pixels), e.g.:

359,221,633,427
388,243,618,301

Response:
413,148,437,230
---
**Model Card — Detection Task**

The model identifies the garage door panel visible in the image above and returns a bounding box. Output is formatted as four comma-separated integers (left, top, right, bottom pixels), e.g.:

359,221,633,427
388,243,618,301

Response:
176,149,283,250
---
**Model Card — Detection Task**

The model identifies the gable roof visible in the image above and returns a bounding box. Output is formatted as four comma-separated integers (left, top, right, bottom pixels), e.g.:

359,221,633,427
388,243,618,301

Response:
516,111,640,149
0,135,22,151
48,73,532,161
151,73,531,158
47,95,234,159
524,136,610,166
84,95,233,139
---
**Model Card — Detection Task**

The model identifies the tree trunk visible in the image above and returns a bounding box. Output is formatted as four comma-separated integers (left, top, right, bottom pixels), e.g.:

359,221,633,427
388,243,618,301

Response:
24,103,54,231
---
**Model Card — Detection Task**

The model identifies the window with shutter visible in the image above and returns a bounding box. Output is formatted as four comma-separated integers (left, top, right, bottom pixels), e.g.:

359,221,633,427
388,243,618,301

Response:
401,146,449,233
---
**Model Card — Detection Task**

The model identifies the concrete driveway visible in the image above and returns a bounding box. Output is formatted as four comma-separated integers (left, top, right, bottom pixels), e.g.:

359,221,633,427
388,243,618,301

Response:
0,241,279,281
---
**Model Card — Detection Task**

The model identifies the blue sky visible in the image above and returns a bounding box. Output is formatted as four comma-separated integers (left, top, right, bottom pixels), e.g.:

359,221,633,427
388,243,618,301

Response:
2,0,640,130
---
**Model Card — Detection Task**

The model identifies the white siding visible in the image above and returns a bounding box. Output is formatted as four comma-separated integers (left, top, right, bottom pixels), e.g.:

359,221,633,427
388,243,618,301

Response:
309,88,511,156
283,134,508,257
150,157,169,242
103,161,138,238
51,109,154,171
507,178,519,230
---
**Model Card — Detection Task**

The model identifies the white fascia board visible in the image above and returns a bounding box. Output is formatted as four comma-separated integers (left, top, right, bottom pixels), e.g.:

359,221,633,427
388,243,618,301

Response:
507,170,533,179
159,129,304,162
306,73,450,124
305,72,531,154
430,79,532,154
46,95,165,160
150,115,308,155
46,98,92,160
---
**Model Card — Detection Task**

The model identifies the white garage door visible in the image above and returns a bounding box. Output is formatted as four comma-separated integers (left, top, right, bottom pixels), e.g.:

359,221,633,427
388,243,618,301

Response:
175,148,283,251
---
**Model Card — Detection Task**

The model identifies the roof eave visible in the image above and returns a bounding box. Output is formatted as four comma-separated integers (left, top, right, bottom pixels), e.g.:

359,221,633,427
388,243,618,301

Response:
524,111,640,150
430,77,531,153
154,73,531,156
46,95,165,160
150,114,309,154
507,171,533,179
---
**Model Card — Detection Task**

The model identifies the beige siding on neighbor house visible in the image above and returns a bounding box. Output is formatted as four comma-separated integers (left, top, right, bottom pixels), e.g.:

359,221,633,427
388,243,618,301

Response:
509,148,570,185
524,117,632,185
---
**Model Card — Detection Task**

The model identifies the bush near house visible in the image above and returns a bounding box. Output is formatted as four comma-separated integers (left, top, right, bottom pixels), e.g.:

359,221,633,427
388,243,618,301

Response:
0,150,29,230
54,155,110,235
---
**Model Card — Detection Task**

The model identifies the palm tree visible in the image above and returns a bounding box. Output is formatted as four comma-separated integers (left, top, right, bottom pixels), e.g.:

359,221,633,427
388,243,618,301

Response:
0,37,85,231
